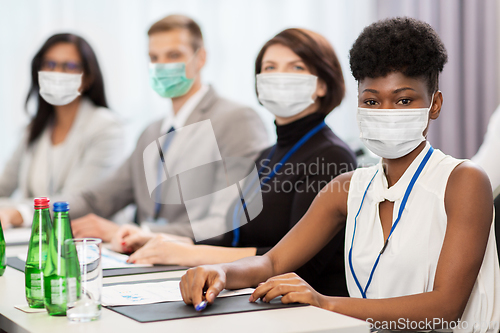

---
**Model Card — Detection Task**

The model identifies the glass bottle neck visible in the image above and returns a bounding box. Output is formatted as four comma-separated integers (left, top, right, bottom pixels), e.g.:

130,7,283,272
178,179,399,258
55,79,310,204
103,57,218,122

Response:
32,208,51,231
52,211,72,238
0,218,4,240
53,211,69,219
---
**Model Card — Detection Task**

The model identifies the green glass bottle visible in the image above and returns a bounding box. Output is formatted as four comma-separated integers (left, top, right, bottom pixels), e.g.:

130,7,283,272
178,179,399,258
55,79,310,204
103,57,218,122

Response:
44,202,79,316
0,219,6,276
25,197,52,308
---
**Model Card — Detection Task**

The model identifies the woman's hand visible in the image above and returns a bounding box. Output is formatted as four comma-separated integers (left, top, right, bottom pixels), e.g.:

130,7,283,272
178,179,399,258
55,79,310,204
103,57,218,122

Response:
111,224,153,253
0,208,23,229
71,213,119,242
112,225,194,254
180,265,227,308
249,273,327,309
127,234,194,265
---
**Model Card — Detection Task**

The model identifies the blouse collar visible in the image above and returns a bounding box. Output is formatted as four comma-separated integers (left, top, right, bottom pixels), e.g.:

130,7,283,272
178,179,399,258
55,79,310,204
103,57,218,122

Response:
373,141,431,203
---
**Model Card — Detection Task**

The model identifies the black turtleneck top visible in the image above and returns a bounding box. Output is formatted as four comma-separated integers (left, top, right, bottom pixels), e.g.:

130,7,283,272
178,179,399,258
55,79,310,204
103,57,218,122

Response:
204,112,356,296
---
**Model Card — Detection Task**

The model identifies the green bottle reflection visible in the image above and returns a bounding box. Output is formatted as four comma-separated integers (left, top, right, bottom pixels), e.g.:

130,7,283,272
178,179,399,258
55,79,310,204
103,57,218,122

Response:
0,219,6,276
43,202,80,316
64,238,81,308
25,197,52,308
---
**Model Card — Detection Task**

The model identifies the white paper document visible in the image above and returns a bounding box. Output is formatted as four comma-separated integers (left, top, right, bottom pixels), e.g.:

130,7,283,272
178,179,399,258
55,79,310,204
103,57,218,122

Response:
100,248,152,269
4,228,31,245
102,280,255,306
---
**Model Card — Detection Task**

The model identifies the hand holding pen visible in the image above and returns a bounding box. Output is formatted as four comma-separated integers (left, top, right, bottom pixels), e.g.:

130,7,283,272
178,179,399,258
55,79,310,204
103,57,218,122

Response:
179,265,227,311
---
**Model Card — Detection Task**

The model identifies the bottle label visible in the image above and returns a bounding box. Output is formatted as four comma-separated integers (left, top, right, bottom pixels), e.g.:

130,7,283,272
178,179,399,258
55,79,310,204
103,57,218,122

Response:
30,273,43,298
50,278,65,305
67,277,77,303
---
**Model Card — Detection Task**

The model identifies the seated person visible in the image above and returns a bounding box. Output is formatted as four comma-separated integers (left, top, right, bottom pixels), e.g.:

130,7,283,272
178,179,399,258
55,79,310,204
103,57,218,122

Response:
473,104,500,192
180,17,500,332
67,15,269,242
0,33,123,228
113,28,357,296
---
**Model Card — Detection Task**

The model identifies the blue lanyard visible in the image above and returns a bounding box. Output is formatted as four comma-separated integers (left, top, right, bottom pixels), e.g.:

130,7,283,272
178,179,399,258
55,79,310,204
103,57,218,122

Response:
348,146,434,298
231,121,326,247
154,127,176,219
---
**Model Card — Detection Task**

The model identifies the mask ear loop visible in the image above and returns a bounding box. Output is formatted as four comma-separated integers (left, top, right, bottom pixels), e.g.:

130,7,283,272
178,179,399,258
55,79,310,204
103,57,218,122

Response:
428,90,440,112
423,90,440,139
188,48,200,63
186,48,201,80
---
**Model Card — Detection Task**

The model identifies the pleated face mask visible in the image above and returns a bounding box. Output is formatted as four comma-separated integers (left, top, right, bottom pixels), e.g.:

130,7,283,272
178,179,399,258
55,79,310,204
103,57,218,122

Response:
256,73,317,118
149,62,194,98
357,93,436,159
149,50,199,99
38,71,82,106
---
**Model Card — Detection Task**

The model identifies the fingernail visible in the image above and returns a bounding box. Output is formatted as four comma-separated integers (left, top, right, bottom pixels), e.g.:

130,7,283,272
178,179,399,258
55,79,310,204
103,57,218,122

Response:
121,241,126,245
248,295,254,302
262,297,266,302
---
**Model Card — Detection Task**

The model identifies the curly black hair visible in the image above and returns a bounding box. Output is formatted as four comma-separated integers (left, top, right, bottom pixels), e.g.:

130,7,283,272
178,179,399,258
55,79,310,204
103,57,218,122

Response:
349,17,448,94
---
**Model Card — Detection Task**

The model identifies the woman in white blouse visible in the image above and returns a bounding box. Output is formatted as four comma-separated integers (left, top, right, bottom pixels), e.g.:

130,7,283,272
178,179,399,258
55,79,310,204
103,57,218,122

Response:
0,33,124,227
179,18,500,332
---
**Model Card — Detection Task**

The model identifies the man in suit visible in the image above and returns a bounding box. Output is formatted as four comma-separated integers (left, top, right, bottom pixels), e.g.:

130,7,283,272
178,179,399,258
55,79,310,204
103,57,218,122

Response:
69,15,268,243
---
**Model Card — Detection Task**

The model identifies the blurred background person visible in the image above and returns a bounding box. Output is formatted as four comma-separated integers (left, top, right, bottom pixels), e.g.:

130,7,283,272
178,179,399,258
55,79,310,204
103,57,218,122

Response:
115,28,357,297
0,33,124,228
473,104,500,194
68,15,269,242
472,104,500,261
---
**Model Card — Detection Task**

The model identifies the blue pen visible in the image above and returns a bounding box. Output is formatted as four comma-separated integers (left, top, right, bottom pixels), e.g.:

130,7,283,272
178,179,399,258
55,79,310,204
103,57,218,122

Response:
195,300,208,312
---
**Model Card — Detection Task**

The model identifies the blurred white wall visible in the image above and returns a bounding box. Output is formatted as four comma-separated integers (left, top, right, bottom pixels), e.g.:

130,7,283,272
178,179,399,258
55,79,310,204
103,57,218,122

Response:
0,0,377,171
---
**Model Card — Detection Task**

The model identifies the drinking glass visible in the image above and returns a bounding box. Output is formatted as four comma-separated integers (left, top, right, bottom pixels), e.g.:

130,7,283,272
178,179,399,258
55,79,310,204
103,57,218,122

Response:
64,238,102,322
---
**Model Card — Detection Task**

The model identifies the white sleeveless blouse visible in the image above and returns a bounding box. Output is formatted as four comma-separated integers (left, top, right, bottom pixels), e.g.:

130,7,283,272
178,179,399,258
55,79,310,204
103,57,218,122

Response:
345,142,500,332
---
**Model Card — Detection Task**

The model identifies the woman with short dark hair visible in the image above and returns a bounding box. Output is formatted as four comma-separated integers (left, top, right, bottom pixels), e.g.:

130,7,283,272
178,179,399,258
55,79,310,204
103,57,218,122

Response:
180,18,500,331
114,28,356,297
0,33,124,227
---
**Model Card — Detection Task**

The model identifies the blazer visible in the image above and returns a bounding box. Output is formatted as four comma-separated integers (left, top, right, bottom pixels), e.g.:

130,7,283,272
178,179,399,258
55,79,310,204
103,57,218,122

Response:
0,98,125,223
69,86,269,240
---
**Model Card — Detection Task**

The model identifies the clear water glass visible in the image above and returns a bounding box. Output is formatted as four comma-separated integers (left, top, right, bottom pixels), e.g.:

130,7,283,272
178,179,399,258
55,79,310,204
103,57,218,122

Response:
64,238,102,322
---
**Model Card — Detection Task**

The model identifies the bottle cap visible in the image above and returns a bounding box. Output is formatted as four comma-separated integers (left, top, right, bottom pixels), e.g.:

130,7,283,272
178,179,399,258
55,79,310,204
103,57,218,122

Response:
34,197,50,209
53,201,70,212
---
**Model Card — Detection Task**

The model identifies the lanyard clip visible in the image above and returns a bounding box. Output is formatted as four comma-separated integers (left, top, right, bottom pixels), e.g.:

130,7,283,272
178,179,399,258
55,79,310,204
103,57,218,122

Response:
380,239,389,254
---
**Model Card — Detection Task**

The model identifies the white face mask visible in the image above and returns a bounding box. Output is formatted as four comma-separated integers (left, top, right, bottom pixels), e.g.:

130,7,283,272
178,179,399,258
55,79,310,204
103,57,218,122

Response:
256,73,317,118
357,93,436,159
38,71,82,106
